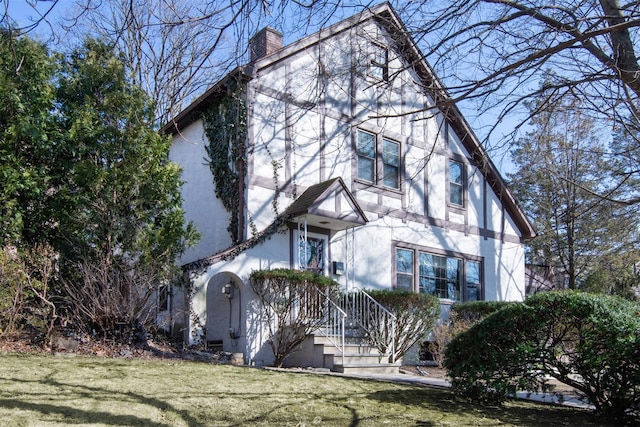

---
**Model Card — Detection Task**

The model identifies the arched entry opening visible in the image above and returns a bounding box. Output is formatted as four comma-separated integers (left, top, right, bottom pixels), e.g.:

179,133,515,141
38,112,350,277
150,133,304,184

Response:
205,273,245,355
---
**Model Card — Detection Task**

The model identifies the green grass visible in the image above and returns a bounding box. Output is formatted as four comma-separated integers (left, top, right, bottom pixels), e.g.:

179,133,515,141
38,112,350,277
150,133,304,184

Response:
0,352,615,426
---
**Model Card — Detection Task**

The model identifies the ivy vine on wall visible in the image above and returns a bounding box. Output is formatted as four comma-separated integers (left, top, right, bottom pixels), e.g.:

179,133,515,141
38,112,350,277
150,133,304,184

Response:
202,81,247,244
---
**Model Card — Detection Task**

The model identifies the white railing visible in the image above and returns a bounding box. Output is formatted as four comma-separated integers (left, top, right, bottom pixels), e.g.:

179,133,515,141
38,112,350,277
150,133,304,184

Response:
303,286,346,366
342,288,397,362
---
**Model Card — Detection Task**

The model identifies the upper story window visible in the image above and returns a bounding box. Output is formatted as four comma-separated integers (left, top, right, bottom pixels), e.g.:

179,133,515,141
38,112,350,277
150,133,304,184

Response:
357,130,400,190
449,159,465,207
395,246,482,302
370,42,389,81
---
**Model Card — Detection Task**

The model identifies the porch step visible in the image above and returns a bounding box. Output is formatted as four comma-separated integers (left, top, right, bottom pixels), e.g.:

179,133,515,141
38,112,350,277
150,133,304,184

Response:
332,362,401,375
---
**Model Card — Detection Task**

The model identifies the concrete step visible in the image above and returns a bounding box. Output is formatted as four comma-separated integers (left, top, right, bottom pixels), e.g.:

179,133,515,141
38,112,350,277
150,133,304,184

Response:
333,363,401,375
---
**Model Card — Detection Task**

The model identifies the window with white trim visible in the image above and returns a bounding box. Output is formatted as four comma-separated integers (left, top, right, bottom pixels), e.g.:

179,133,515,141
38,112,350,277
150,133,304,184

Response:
395,246,482,302
356,130,400,189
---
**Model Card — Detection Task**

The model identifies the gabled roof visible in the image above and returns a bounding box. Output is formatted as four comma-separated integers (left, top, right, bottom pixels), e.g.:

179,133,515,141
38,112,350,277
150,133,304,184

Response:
163,2,535,240
283,177,368,230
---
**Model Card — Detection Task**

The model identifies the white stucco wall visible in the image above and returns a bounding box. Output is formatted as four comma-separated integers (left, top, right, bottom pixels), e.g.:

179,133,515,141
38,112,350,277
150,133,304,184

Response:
170,119,233,265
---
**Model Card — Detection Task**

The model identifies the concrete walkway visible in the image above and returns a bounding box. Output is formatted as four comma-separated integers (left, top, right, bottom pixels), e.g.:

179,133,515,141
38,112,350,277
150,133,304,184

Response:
341,370,594,410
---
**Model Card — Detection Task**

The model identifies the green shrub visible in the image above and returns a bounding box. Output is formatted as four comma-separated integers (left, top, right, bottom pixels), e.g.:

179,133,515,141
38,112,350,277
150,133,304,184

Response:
366,290,440,363
444,291,640,424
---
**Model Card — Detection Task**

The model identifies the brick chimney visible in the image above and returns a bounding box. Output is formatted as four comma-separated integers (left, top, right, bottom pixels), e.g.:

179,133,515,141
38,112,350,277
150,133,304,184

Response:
249,27,283,62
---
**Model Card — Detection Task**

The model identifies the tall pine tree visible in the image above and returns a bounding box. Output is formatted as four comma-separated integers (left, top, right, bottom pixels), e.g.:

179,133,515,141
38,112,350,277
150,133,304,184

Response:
510,88,639,293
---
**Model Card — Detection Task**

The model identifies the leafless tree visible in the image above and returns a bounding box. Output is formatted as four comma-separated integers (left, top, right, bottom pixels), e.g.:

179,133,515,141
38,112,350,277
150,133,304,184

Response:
63,0,345,125
1,0,61,37
397,1,639,135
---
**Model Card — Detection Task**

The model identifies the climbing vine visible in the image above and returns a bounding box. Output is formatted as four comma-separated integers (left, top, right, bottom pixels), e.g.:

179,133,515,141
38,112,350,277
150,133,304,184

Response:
202,81,247,244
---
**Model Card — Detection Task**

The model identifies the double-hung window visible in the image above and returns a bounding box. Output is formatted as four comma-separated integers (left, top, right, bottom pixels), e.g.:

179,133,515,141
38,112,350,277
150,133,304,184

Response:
357,130,400,190
395,246,482,302
449,159,464,207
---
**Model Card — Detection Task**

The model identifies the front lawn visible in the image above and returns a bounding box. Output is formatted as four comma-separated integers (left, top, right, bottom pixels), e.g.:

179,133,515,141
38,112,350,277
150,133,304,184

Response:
0,353,616,426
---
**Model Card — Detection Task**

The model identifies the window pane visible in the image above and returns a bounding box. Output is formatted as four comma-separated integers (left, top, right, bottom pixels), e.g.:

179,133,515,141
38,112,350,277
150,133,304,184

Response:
419,253,440,296
466,261,481,302
382,139,399,188
447,258,462,301
449,160,462,184
450,184,463,205
396,249,413,273
396,248,413,291
383,164,399,188
357,131,375,157
382,139,399,166
358,131,375,182
358,157,374,182
370,44,388,81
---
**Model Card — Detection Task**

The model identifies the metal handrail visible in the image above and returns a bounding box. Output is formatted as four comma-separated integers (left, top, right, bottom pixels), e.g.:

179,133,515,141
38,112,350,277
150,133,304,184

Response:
307,286,347,366
342,288,397,363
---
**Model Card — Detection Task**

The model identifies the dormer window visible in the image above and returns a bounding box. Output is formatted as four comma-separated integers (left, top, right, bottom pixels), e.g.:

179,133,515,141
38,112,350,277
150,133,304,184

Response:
370,42,389,81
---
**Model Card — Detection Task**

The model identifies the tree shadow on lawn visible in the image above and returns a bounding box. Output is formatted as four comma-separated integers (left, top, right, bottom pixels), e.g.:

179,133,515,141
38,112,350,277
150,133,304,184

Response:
367,386,619,427
0,374,204,427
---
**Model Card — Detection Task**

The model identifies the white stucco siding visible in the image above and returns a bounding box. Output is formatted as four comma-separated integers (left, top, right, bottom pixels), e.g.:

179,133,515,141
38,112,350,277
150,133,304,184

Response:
246,187,293,232
290,108,322,187
403,81,428,143
427,156,447,219
323,35,354,118
323,119,351,180
403,143,426,216
481,239,527,301
186,232,292,357
169,119,232,265
466,169,484,229
251,92,286,180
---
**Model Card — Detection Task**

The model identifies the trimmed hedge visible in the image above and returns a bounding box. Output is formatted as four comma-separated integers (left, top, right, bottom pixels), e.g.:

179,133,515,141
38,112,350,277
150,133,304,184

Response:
450,300,515,323
445,291,640,424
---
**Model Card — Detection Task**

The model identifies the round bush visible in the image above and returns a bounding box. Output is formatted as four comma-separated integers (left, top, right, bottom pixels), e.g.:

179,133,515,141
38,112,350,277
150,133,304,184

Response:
444,291,640,424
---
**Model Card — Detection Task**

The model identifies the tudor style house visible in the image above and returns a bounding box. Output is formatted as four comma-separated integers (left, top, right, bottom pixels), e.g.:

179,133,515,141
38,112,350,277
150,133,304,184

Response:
162,2,535,371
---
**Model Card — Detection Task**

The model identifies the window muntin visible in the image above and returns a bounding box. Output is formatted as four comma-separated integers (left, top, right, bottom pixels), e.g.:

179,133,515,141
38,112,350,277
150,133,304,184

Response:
357,131,375,182
396,247,481,302
356,130,400,190
382,139,399,188
395,248,414,291
449,159,464,206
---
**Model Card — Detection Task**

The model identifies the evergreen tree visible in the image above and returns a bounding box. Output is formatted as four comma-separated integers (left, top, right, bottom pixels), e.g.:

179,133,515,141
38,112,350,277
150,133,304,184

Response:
509,88,639,292
54,39,198,337
0,31,62,246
